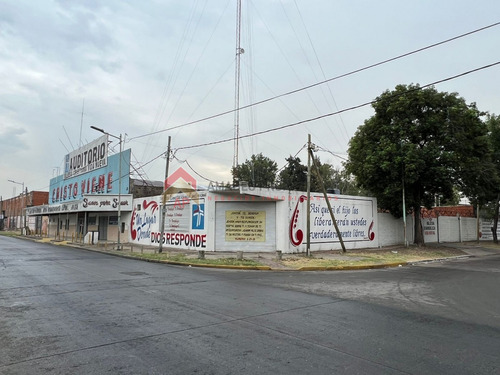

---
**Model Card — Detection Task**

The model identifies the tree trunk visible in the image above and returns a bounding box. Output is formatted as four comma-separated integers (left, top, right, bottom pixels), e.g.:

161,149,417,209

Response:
413,204,424,246
492,193,500,244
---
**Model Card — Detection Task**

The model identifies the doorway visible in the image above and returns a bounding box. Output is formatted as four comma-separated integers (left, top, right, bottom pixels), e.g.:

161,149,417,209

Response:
98,216,108,240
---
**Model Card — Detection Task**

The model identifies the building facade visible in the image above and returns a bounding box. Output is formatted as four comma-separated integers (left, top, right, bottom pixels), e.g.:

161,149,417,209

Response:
129,184,379,253
24,135,163,244
0,191,49,233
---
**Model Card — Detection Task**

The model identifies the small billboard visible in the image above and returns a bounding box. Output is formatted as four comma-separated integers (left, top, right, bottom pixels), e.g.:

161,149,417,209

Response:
64,135,108,179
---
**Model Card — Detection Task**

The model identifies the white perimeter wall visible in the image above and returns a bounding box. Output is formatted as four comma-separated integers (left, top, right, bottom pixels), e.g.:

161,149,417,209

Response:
377,213,414,247
478,219,500,241
130,188,485,252
427,216,477,243
461,217,477,242
378,214,479,246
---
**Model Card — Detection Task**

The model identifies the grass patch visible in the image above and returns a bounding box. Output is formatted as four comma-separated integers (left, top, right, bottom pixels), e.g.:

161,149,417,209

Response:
0,231,21,237
117,251,264,267
282,247,466,269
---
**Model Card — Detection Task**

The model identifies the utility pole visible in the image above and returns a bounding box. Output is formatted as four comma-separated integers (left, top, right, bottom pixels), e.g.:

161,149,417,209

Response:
309,143,346,253
0,195,3,231
476,202,480,243
402,175,408,247
117,133,122,250
401,142,408,248
306,134,311,257
233,0,243,173
24,186,27,233
159,136,171,254
90,126,122,250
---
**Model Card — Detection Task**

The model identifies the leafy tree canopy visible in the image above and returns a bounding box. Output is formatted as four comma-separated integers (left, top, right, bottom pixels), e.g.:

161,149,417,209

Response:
331,168,370,196
277,156,307,191
232,153,278,188
346,84,493,245
310,156,335,192
277,155,363,195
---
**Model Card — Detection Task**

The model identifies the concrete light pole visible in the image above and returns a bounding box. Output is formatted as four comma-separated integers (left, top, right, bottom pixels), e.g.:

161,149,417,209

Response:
159,136,171,254
91,126,123,250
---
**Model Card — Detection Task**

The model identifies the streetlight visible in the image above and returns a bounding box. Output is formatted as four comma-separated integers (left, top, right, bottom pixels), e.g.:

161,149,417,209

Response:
91,126,123,250
8,179,25,233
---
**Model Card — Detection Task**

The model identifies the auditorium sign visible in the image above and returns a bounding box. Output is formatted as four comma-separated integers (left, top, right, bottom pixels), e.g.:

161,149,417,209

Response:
64,135,108,179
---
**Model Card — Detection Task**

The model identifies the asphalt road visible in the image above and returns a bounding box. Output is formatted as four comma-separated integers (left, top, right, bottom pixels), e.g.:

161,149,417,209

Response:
1,236,499,374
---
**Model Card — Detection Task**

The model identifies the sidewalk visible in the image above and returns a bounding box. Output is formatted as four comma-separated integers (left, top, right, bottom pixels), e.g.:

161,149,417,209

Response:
429,241,500,257
47,237,500,271
7,232,500,271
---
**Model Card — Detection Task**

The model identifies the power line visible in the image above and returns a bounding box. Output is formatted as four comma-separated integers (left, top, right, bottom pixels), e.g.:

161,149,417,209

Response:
142,0,229,165
133,60,500,179
276,143,307,174
172,155,219,184
173,61,500,152
314,146,348,161
128,21,500,142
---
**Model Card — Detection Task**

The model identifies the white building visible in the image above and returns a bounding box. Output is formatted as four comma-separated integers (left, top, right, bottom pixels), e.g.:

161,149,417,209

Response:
129,184,379,253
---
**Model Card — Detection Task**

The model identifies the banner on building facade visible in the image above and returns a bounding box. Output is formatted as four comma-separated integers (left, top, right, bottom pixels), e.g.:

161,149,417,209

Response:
130,194,207,249
289,194,376,247
64,135,108,179
51,149,131,204
25,195,133,215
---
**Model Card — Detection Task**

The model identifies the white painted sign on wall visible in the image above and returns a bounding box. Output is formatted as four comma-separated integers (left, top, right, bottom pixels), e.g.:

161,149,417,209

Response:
289,194,377,250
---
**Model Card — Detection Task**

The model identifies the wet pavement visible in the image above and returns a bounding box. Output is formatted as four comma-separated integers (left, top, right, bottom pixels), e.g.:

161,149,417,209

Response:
22,234,500,270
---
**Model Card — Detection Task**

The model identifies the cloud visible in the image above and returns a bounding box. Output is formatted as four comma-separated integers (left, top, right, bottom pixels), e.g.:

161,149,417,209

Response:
1,0,500,200
0,1,121,75
0,126,27,153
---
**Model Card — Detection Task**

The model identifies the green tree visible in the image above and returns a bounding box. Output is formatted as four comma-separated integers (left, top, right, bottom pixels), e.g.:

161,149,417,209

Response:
277,155,364,194
277,156,307,190
232,153,278,188
346,84,492,246
331,168,369,196
310,157,334,192
276,155,339,192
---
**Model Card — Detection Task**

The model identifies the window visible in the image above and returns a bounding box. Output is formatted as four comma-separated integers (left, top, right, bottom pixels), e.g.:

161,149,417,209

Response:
109,216,118,225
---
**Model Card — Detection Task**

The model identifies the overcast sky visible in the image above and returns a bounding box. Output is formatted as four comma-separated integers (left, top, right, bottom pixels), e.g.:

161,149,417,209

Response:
1,0,499,200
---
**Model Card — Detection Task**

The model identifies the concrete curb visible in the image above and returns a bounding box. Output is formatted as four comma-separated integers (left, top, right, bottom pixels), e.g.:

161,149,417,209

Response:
148,259,272,271
88,252,477,271
65,243,273,271
74,244,409,271
297,262,407,271
293,255,477,271
36,238,52,243
407,255,474,264
12,235,480,271
46,240,405,271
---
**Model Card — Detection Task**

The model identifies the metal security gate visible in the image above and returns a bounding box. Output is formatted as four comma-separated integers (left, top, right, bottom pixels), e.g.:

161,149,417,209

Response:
98,216,108,241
